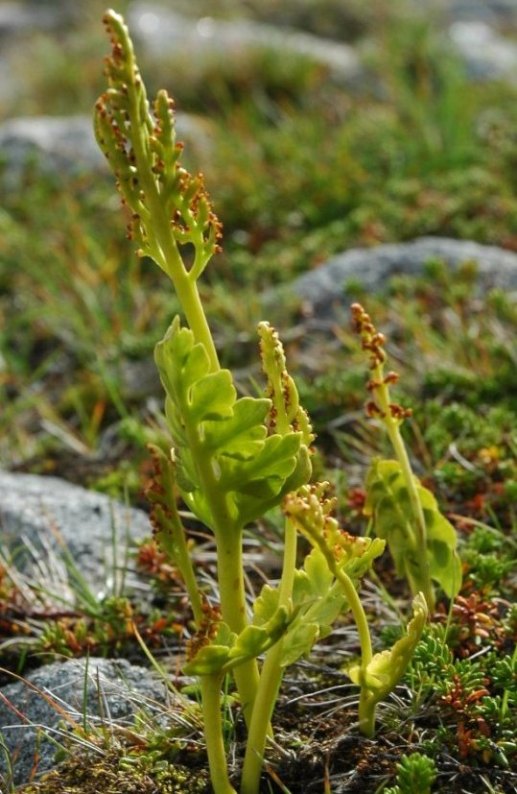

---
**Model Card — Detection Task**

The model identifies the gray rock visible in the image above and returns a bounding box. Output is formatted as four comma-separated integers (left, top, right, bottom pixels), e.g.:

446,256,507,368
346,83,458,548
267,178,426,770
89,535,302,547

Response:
0,657,171,786
449,20,517,81
289,238,517,314
0,470,150,595
120,358,161,401
0,116,105,184
127,2,362,87
0,3,58,38
410,0,517,27
402,2,517,84
0,113,213,188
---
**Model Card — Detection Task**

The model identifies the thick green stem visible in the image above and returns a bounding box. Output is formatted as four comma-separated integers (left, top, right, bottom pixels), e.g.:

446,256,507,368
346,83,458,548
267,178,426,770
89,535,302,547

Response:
154,232,219,371
142,205,219,372
239,641,282,794
387,422,434,610
334,569,373,669
146,229,260,721
216,531,260,727
277,519,298,605
200,674,237,794
358,689,376,738
150,218,261,718
240,519,298,794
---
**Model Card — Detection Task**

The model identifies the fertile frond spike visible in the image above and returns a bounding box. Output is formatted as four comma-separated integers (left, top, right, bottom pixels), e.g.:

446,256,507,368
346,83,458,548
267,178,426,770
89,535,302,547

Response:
153,90,177,164
351,302,412,424
144,443,204,626
102,10,141,85
283,484,384,578
94,9,222,280
350,302,438,611
258,321,314,444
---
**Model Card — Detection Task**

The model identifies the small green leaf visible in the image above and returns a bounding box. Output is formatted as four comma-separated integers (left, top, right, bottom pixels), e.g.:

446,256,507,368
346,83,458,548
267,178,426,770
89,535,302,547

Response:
280,623,320,667
304,545,334,596
189,371,236,421
219,434,300,494
203,398,269,458
348,593,428,702
184,607,291,676
365,459,461,599
252,584,281,625
184,645,233,676
250,549,347,669
227,607,290,668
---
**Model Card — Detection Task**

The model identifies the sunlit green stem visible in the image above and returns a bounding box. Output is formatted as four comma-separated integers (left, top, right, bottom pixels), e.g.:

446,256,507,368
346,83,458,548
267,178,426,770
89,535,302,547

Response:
216,530,260,727
200,674,237,794
175,420,261,723
331,567,375,735
358,690,376,738
240,518,298,794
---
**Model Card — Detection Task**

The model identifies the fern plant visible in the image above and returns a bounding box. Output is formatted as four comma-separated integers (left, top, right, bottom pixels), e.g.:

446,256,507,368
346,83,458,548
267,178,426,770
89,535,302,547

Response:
352,303,462,610
93,11,444,793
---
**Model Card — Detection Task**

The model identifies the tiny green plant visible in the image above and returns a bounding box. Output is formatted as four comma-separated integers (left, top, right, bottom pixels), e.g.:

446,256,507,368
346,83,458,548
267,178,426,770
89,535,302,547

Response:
92,11,459,793
384,751,437,794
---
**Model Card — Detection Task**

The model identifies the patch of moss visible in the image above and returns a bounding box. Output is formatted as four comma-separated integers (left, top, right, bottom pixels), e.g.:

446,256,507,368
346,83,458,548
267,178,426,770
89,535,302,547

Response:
18,747,210,794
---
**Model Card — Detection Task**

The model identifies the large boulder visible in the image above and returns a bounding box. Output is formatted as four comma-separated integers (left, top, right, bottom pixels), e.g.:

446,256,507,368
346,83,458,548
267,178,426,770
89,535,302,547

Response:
0,470,151,594
0,114,213,188
449,20,517,81
0,657,171,786
288,237,517,315
127,2,363,87
0,3,57,38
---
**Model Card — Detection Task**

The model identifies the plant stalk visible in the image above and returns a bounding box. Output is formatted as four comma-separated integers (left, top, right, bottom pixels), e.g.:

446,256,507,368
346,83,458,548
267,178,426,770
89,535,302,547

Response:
216,531,261,727
240,518,298,794
374,373,435,611
200,674,238,794
332,567,375,736
158,467,204,626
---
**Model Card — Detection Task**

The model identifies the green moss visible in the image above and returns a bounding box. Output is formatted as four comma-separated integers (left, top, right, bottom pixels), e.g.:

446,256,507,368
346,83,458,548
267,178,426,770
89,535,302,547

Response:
18,748,210,794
